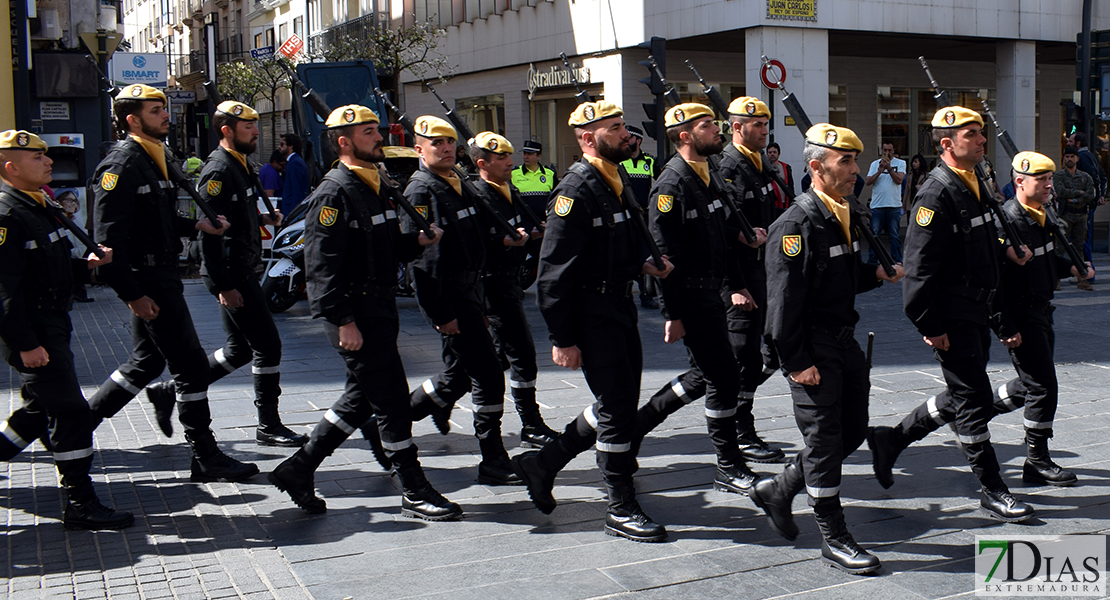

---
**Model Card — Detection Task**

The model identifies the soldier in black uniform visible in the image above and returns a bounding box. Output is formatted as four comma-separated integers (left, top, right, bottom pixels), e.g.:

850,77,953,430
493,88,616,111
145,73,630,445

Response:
143,101,305,447
87,84,259,483
402,116,520,486
469,132,559,447
0,130,132,530
512,101,674,543
868,106,1036,523
869,151,1086,489
268,105,459,519
621,126,663,309
751,124,903,574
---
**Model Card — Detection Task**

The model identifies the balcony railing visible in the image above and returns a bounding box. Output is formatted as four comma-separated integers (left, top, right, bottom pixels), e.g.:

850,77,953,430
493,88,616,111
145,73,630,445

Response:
307,12,384,56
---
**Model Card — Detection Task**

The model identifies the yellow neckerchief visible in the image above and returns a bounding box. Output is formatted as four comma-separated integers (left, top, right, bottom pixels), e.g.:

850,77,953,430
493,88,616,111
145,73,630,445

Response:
685,160,710,187
584,154,623,199
439,169,462,195
1020,201,1046,227
129,135,168,180
224,147,249,170
344,162,381,195
813,188,853,246
734,142,762,172
948,164,981,201
21,189,47,206
482,177,512,203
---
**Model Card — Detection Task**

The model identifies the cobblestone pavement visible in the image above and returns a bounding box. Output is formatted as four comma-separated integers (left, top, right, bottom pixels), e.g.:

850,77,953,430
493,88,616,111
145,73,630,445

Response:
4,257,1110,599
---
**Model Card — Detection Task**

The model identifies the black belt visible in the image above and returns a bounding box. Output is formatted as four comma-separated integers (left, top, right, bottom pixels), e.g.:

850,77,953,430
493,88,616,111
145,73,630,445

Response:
1013,296,1053,313
682,276,724,290
133,253,179,268
352,283,397,299
945,283,996,305
578,280,633,297
809,323,855,343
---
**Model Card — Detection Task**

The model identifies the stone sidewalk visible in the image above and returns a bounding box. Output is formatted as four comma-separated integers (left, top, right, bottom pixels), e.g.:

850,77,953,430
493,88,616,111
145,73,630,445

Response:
3,258,1110,600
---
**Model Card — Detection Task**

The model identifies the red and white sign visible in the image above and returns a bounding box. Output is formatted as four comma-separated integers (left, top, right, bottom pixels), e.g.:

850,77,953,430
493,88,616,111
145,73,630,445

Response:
279,34,303,59
760,59,786,90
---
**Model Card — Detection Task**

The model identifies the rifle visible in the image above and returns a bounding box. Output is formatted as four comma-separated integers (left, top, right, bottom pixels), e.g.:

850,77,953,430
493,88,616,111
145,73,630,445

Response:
646,55,682,107
684,60,729,117
763,54,897,277
866,331,875,369
559,53,593,104
201,78,278,221
978,94,1089,277
918,57,1026,259
46,197,106,259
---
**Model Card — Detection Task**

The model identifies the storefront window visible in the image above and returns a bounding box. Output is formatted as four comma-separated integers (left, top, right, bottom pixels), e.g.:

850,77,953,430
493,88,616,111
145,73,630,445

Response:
455,94,505,137
915,88,995,161
877,86,910,157
829,85,847,127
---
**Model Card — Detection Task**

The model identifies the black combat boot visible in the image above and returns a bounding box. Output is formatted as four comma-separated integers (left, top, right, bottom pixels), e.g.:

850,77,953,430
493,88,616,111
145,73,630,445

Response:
431,404,453,435
714,450,759,495
268,450,327,514
187,431,260,482
1022,430,1077,487
477,436,523,486
980,482,1035,522
256,402,308,447
61,473,134,531
749,461,804,540
360,417,392,471
144,382,176,437
814,507,881,575
512,450,558,514
867,425,908,489
519,409,559,449
603,480,667,543
395,465,463,521
737,429,785,463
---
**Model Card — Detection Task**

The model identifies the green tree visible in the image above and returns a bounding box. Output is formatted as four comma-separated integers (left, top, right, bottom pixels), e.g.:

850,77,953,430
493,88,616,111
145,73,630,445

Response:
216,58,290,152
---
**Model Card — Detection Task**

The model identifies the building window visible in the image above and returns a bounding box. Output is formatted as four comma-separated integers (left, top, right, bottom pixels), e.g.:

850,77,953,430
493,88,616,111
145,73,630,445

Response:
455,94,505,136
829,85,847,127
877,86,910,158
279,22,288,45
255,32,264,48
914,88,995,161
293,17,303,40
266,28,275,47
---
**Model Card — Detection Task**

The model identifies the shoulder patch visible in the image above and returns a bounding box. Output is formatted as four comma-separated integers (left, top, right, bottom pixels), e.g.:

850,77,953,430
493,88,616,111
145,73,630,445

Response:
915,206,935,227
100,172,119,191
553,195,574,217
207,180,223,196
319,206,339,226
414,205,429,220
657,194,674,213
782,234,802,257
0,227,6,246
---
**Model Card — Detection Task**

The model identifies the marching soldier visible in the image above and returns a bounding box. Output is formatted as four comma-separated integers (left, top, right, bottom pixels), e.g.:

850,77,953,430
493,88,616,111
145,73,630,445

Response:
512,101,674,542
869,151,1086,488
402,117,521,486
868,107,1036,523
0,130,132,529
751,124,903,575
269,105,458,519
143,100,305,447
87,84,259,483
470,132,559,447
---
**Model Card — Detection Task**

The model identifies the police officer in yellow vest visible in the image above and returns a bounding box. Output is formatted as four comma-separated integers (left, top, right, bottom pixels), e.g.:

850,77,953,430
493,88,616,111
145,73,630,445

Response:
511,140,558,222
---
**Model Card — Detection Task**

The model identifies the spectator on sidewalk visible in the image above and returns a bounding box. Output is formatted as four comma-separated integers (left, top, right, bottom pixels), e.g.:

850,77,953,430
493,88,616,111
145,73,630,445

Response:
864,141,905,263
259,149,285,198
1054,146,1097,290
279,134,309,216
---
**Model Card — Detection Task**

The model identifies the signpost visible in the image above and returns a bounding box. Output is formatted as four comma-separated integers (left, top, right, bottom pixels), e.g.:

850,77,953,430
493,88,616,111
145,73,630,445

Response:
279,35,303,59
250,46,275,61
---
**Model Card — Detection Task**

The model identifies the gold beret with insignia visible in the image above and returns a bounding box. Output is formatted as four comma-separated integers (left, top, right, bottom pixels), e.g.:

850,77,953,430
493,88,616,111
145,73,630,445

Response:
1011,151,1056,176
568,101,623,127
216,100,260,121
472,132,514,155
930,106,983,129
325,105,380,129
804,123,864,153
0,130,48,151
413,115,457,140
665,103,714,128
727,96,770,118
115,84,167,106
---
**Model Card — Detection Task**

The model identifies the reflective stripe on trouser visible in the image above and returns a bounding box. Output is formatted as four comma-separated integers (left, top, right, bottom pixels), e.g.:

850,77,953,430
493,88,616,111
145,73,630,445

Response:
0,408,48,460
790,331,870,508
724,276,773,433
87,278,212,435
575,311,642,483
207,276,283,407
932,323,1001,485
485,278,540,413
1003,312,1057,435
680,293,742,462
308,316,418,469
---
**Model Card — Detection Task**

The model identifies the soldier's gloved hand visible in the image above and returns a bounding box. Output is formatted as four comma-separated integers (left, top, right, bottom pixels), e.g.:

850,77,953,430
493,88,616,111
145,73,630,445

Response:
730,288,758,312
219,289,244,309
20,346,49,368
642,255,674,279
196,215,231,235
127,296,160,320
1006,245,1033,266
418,224,444,246
664,320,685,344
877,263,906,283
552,345,581,370
87,245,113,268
789,366,820,386
503,228,529,247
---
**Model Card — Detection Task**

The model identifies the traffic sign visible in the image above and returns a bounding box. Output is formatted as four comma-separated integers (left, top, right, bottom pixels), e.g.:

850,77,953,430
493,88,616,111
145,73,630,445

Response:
760,59,786,90
251,46,275,61
278,35,303,59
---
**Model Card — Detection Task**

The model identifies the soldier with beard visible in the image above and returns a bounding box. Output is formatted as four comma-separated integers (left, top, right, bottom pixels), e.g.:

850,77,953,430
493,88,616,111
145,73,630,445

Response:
87,85,259,483
142,101,305,447
269,105,457,519
513,101,674,542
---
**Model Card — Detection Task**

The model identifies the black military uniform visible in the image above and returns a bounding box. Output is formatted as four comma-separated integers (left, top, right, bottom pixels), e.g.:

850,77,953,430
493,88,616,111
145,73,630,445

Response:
872,152,1077,488
0,131,133,529
401,116,518,486
751,124,885,575
145,102,304,447
621,127,662,309
269,107,460,519
868,107,1034,524
86,84,258,483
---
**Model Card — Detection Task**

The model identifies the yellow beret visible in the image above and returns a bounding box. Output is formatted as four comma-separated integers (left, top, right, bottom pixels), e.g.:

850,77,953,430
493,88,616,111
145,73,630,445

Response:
472,131,514,155
0,130,48,151
325,105,380,129
1012,151,1056,176
727,96,770,118
414,116,457,140
216,101,259,121
931,106,984,129
568,101,623,127
665,103,714,128
116,84,167,106
804,123,864,154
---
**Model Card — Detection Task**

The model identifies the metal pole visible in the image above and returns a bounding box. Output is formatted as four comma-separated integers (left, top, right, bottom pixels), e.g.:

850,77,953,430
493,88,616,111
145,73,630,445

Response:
98,30,112,142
